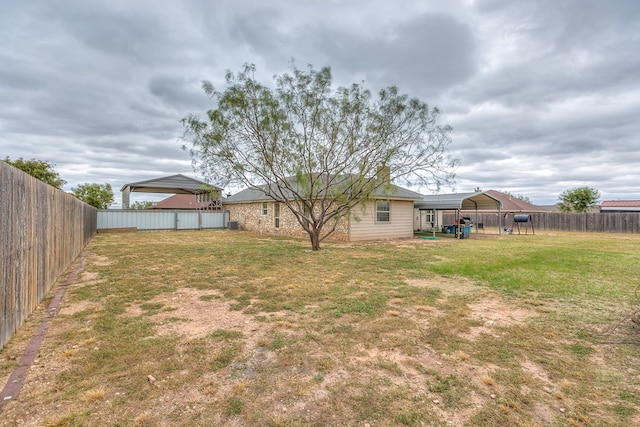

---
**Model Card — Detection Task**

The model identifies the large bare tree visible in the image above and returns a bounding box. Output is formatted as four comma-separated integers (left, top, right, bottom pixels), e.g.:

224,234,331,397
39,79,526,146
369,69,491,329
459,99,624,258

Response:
182,64,457,250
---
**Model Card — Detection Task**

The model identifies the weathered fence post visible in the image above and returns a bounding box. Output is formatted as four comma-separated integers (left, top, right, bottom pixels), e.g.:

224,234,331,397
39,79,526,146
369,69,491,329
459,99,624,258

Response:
0,162,97,349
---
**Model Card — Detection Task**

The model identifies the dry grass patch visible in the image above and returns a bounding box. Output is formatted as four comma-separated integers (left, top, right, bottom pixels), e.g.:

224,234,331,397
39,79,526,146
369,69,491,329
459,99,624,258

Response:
84,386,107,402
481,375,495,386
406,275,479,295
1,230,639,426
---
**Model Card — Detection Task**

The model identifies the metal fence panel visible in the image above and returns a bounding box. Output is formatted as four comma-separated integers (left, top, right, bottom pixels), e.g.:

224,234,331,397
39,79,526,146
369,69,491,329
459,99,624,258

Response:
177,212,199,229
97,210,175,230
97,210,228,231
201,211,229,229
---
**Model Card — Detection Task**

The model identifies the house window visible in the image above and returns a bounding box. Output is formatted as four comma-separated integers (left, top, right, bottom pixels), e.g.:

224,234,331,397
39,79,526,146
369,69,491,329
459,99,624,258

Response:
425,210,434,223
274,202,280,228
376,200,390,222
303,204,311,219
424,210,434,224
262,202,268,215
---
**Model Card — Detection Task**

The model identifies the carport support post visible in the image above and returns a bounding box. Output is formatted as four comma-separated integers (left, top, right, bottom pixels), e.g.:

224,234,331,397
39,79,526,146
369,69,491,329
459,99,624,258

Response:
474,206,479,233
432,209,436,238
122,186,130,209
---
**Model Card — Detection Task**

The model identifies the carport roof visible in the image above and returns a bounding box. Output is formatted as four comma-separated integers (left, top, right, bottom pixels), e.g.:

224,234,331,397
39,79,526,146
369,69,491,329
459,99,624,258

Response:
120,174,221,194
414,192,502,211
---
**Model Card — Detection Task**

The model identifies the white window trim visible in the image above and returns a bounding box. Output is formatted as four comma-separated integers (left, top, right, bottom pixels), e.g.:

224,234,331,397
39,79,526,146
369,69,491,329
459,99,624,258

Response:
274,202,280,228
376,200,391,223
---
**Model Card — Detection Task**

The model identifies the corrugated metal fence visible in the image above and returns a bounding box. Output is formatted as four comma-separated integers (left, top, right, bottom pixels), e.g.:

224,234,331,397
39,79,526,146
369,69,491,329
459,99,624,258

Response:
97,210,229,231
444,212,640,233
1,162,96,349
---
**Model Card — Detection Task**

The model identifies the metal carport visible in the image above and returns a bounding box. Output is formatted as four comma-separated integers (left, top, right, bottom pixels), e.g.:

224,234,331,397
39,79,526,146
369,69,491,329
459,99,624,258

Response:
120,174,222,209
414,192,503,237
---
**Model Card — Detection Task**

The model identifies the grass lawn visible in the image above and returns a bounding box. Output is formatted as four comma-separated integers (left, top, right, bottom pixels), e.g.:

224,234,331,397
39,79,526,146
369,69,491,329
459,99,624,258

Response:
1,230,639,426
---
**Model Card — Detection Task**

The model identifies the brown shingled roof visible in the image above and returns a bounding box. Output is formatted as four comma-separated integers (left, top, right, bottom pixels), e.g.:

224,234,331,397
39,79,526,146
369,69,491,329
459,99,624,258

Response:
484,190,553,212
148,194,211,210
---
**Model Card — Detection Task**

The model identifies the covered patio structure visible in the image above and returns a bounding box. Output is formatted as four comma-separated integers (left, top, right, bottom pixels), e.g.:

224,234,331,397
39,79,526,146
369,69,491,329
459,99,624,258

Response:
414,192,503,237
120,174,223,209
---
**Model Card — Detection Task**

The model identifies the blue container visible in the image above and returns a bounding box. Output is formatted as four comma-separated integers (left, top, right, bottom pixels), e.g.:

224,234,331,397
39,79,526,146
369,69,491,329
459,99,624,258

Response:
443,225,457,234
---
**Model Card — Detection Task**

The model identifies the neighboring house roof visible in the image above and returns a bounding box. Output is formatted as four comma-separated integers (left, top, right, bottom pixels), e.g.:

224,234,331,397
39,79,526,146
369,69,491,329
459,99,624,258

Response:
224,186,276,203
225,180,424,204
415,192,502,211
120,174,222,194
483,190,552,212
148,194,213,210
600,200,640,211
538,205,562,212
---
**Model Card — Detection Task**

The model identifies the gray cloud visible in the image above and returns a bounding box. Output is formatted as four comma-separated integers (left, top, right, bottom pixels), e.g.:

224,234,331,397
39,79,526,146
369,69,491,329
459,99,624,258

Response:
311,14,477,98
1,0,639,205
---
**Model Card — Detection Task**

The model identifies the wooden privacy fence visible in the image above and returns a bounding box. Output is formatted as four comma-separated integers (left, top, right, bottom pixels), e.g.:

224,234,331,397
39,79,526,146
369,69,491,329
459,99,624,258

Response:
0,162,96,349
444,212,640,234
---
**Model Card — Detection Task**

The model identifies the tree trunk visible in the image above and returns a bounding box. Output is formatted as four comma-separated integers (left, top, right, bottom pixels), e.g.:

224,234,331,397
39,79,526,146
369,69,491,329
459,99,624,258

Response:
309,231,321,251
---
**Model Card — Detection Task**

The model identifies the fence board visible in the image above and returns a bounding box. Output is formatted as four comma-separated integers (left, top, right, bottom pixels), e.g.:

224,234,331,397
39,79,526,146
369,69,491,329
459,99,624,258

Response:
443,211,640,234
0,162,96,349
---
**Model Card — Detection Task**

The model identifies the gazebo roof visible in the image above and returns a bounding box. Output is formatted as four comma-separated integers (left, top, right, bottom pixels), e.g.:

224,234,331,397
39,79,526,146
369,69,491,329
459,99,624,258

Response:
414,192,502,211
120,174,221,194
120,174,223,209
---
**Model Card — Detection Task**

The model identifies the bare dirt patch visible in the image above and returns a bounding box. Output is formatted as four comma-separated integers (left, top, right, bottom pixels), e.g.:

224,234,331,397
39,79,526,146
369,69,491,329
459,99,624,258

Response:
59,300,103,317
90,255,112,266
463,295,539,339
521,359,554,388
406,276,480,295
57,272,106,316
127,288,262,340
78,271,101,283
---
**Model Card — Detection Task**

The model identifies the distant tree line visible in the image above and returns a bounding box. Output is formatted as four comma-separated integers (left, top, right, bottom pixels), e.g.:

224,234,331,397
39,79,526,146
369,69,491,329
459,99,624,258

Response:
4,157,114,209
4,156,603,214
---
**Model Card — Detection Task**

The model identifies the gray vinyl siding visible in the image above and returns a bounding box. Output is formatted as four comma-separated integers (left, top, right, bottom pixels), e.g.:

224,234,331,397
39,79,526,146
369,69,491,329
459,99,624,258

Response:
348,200,415,241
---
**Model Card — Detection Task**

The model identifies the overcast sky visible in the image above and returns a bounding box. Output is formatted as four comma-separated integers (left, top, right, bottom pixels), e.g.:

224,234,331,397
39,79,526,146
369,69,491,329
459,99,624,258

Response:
2,0,639,206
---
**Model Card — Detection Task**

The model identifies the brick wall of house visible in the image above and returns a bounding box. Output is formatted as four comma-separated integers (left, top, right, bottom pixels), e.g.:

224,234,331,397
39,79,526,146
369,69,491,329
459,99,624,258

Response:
226,201,349,241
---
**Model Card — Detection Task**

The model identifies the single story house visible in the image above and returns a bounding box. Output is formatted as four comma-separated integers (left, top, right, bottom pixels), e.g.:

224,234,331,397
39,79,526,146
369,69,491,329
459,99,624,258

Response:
224,183,424,242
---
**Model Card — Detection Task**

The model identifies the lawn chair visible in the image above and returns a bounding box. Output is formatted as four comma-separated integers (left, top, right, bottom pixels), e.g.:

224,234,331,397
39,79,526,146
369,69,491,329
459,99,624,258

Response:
477,223,485,233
